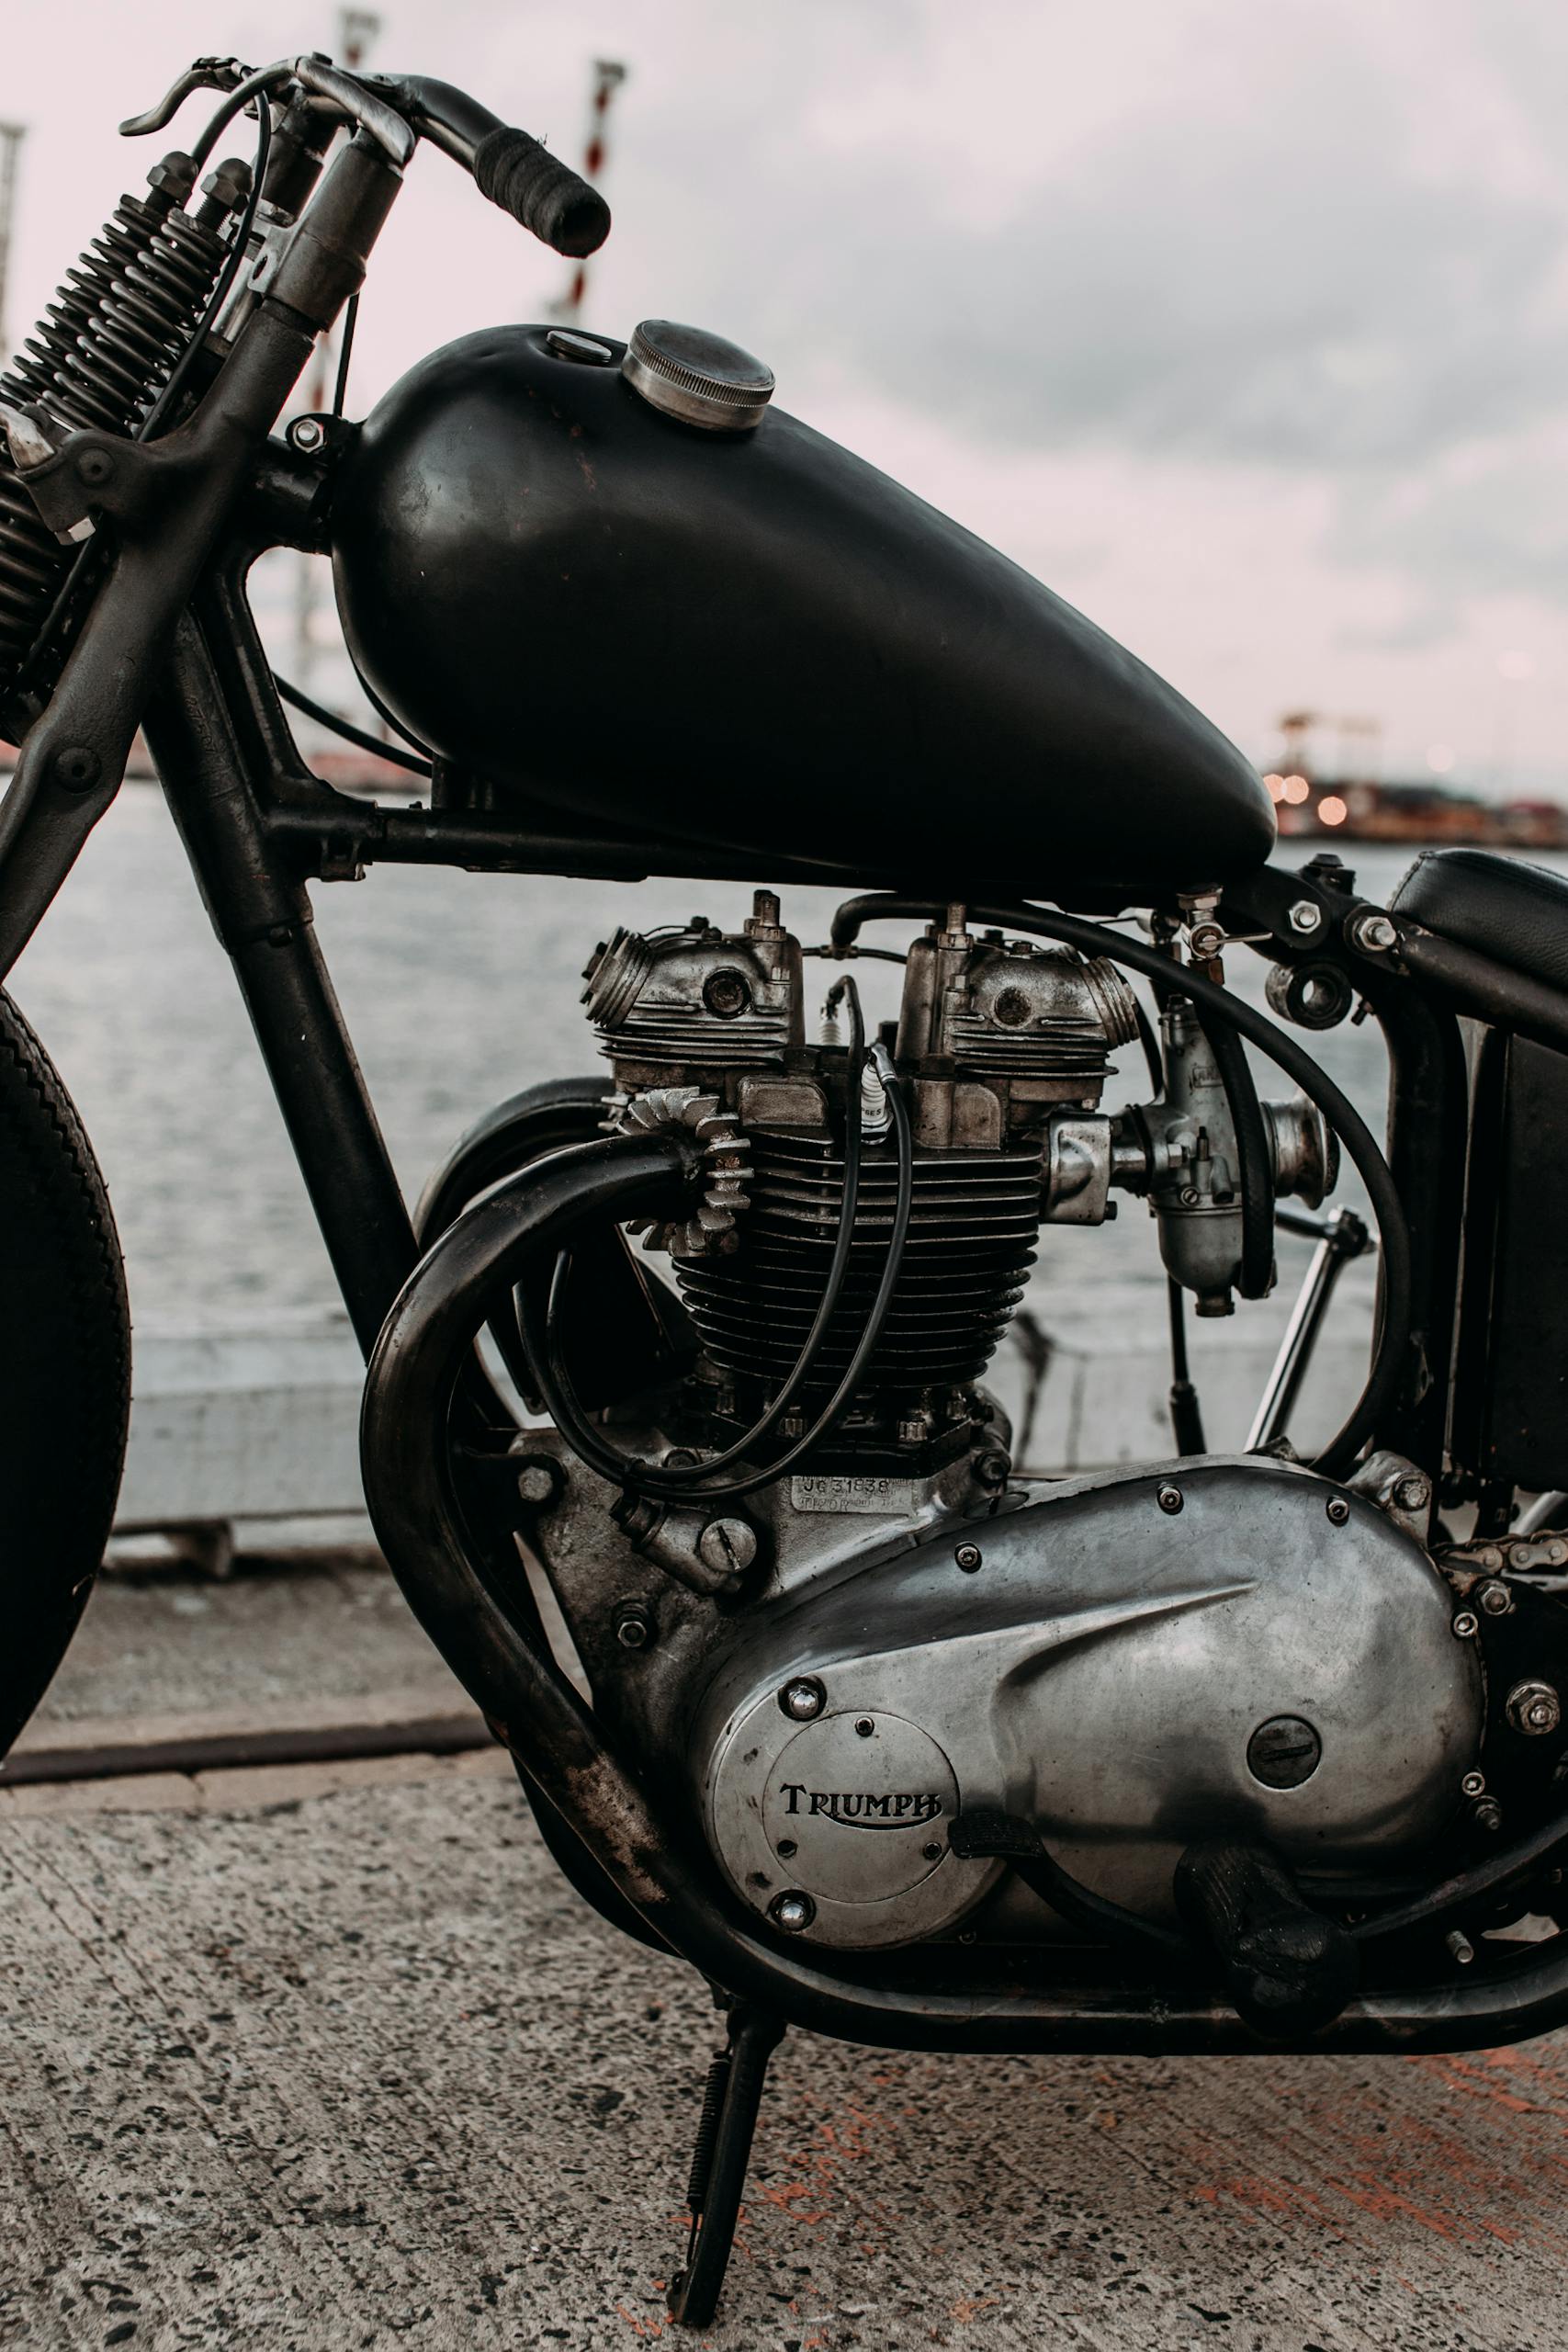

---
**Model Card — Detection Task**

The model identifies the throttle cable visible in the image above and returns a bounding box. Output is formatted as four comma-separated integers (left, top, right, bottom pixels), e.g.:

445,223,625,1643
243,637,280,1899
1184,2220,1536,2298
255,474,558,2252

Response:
528,979,919,1503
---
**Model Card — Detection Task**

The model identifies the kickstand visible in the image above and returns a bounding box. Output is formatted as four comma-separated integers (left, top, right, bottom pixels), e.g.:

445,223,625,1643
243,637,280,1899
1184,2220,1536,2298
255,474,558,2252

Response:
667,2000,785,2329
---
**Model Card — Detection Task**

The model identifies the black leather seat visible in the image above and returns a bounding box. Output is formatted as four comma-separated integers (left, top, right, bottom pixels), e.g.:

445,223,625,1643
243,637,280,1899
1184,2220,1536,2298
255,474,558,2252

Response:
1392,848,1568,997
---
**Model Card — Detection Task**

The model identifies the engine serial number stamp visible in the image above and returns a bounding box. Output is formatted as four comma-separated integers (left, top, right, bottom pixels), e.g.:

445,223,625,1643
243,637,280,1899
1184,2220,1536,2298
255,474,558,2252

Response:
789,1474,919,1515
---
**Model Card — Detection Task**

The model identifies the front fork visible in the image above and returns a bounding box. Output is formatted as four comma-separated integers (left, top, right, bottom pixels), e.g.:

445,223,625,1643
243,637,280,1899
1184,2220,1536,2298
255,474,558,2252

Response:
0,133,401,985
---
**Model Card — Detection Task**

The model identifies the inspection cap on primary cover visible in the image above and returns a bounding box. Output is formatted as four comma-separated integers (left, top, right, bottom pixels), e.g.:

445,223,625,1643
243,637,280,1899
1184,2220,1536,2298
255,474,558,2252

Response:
622,319,775,431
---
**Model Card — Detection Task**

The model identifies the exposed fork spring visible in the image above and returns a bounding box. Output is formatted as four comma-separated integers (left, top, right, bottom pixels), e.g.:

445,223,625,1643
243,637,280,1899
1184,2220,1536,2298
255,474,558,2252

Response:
0,187,227,712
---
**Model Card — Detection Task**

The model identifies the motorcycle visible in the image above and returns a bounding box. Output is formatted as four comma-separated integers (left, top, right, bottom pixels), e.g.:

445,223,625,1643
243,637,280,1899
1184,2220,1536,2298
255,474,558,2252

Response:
5,51,1568,2329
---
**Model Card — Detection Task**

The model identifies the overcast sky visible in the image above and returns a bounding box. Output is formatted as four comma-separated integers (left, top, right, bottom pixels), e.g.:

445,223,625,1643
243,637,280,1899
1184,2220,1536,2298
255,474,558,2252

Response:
7,0,1568,793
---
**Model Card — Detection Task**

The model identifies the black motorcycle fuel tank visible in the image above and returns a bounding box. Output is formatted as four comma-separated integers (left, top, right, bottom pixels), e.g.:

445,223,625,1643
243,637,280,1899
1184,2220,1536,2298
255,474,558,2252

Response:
330,325,1274,900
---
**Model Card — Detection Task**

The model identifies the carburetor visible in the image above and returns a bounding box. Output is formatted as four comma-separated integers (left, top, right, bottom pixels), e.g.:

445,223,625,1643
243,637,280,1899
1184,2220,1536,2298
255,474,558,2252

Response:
1043,985,1337,1314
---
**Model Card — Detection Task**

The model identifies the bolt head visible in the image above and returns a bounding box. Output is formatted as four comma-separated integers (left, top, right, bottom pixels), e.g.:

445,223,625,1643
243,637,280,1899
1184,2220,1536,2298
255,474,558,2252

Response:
780,1678,825,1722
1507,1679,1562,1737
769,1890,815,1934
1156,1482,1184,1515
514,1457,559,1507
1289,899,1325,935
696,1516,758,1576
1452,1610,1480,1639
145,150,198,200
973,1453,1010,1491
954,1542,983,1573
1393,1475,1429,1513
53,744,101,792
1479,1580,1513,1615
1460,1769,1486,1797
1325,1495,1351,1525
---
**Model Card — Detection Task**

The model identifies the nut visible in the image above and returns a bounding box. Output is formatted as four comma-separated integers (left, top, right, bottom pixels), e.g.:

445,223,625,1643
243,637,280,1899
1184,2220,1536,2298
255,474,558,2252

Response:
769,1890,816,1933
1289,899,1324,935
1156,1482,1184,1515
954,1543,983,1573
780,1678,825,1722
1479,1580,1513,1616
1325,1495,1351,1525
1472,1795,1505,1834
973,1452,1011,1491
1506,1679,1562,1737
288,415,328,454
613,1606,653,1651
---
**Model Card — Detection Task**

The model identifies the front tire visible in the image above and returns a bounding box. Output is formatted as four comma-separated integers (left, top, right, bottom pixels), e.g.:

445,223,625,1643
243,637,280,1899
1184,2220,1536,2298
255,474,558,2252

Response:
0,990,130,1757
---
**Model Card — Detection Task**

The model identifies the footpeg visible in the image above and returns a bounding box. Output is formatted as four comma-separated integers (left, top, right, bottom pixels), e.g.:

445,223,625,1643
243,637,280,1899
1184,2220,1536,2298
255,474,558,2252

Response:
1175,1840,1359,2036
666,2001,784,2330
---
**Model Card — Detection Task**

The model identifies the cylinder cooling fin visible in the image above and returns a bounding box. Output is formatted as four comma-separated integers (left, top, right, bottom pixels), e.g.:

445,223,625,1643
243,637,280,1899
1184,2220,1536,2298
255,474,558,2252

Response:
674,1130,1042,1399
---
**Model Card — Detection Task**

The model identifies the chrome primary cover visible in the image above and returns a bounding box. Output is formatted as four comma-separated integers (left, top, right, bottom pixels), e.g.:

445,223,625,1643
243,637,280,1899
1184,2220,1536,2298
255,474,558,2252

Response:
693,1457,1482,1950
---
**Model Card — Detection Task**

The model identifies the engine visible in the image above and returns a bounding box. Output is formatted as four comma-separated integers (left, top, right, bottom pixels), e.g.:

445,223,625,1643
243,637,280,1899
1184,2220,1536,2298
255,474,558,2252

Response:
582,891,1146,1467
512,892,1492,1958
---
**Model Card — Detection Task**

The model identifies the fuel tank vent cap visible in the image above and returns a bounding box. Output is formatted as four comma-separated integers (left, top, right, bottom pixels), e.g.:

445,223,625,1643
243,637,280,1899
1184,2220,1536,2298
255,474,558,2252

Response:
622,319,774,432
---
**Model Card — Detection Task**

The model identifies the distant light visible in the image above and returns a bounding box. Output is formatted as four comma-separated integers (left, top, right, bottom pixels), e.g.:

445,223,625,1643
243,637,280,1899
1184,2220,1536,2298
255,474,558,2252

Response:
1318,795,1348,827
1264,771,1286,801
1426,743,1455,775
1498,650,1535,681
1281,774,1310,806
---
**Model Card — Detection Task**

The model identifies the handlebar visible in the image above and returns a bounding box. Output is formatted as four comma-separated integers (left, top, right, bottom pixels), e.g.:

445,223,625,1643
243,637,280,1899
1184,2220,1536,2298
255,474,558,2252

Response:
119,54,611,259
372,75,610,256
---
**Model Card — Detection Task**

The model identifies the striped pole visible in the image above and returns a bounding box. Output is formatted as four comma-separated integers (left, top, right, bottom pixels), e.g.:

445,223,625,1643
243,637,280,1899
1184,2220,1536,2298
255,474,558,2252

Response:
553,60,626,322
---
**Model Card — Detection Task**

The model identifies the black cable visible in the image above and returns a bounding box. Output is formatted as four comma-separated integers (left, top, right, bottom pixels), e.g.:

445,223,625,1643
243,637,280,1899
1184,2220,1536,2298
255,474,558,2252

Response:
332,290,359,416
1138,969,1269,1298
1132,995,1163,1096
1199,1011,1275,1299
1348,1809,1568,1948
536,1058,917,1504
274,671,433,775
801,943,908,966
350,654,437,760
140,96,272,443
1167,1278,1206,1455
827,894,1410,1483
541,982,870,1496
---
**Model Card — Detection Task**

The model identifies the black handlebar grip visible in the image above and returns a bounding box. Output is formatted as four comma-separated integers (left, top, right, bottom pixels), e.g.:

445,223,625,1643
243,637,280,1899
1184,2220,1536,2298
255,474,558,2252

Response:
471,126,610,257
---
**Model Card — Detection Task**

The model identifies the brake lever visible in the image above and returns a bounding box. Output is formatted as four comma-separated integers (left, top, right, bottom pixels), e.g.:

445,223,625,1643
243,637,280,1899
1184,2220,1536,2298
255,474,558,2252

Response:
118,56,253,138
119,53,414,171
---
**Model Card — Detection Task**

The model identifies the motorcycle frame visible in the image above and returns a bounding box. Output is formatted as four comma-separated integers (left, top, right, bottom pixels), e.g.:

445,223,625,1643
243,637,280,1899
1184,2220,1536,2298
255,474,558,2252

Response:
7,123,1568,2054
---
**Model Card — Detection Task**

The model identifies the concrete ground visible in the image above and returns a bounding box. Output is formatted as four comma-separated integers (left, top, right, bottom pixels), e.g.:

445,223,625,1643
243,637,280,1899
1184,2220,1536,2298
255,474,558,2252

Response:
3,1564,1567,2351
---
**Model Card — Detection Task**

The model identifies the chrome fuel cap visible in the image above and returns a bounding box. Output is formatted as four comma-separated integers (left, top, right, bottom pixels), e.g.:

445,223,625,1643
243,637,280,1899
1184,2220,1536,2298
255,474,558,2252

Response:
622,319,774,431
